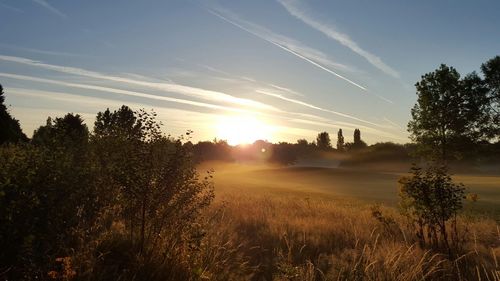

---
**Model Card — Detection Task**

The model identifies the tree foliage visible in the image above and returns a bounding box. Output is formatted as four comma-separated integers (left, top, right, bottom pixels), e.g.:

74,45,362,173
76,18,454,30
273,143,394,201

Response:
91,106,214,254
481,56,500,138
32,113,89,148
316,131,331,150
0,136,96,279
0,105,214,280
345,129,367,151
408,64,490,161
0,84,28,144
336,129,344,151
399,165,465,249
407,58,500,162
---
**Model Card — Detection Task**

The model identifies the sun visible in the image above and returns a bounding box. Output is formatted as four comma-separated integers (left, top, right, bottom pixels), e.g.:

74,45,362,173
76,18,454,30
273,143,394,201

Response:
216,114,273,145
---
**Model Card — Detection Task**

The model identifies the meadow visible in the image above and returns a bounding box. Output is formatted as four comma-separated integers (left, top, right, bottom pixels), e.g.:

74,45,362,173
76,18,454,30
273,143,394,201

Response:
196,161,500,280
202,161,500,218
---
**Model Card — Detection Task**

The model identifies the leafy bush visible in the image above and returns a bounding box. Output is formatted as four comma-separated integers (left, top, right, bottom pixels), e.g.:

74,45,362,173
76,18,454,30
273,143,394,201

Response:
0,106,214,280
398,164,466,251
0,141,97,279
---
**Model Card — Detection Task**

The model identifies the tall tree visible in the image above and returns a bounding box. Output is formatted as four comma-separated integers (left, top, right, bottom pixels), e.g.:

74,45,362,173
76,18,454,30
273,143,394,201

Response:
0,84,27,144
481,56,500,138
316,131,331,150
351,129,367,149
354,129,361,145
408,64,488,161
32,113,89,148
92,106,213,253
459,72,490,142
93,105,143,141
296,139,309,147
336,129,344,151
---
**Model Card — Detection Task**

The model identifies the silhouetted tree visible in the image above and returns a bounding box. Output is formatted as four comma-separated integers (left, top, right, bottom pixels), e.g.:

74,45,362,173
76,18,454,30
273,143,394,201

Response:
316,131,331,150
408,64,490,162
296,139,309,147
270,142,298,165
194,139,233,162
0,84,27,144
93,105,143,140
350,129,367,150
32,113,89,148
459,72,491,145
481,56,500,138
354,129,361,144
1,115,95,279
337,129,344,151
92,106,213,254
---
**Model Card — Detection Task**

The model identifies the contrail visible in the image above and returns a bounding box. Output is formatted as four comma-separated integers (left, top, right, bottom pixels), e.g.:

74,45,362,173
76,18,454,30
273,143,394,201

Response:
0,72,250,113
32,0,67,19
208,9,367,92
256,89,381,127
0,54,279,112
277,0,400,78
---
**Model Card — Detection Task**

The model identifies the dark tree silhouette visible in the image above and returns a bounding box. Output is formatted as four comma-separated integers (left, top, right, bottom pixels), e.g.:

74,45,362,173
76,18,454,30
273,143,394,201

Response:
93,105,143,140
32,113,89,148
354,129,361,145
408,64,490,161
337,129,344,151
92,105,213,255
193,139,233,162
296,139,309,146
316,131,332,150
481,56,500,138
351,129,367,150
0,84,27,144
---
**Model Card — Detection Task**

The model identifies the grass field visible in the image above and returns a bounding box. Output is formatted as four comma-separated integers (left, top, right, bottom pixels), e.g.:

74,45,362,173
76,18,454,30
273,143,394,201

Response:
194,161,500,280
200,161,500,219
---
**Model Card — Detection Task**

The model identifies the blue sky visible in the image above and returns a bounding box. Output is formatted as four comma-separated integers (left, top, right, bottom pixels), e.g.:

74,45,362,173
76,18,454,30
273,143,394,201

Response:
1,0,499,144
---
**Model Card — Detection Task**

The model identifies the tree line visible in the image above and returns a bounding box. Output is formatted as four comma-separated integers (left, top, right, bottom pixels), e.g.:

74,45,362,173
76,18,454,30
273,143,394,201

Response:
192,128,368,164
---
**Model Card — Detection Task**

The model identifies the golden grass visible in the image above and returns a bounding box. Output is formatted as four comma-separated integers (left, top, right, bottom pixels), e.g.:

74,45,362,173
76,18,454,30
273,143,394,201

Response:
198,185,500,280
76,162,500,280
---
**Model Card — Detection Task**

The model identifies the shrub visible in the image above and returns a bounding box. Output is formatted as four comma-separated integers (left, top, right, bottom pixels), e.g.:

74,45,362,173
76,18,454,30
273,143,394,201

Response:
398,164,466,251
0,106,214,280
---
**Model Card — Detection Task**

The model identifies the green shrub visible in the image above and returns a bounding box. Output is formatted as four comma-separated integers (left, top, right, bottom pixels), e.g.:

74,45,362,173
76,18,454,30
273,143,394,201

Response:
398,164,466,251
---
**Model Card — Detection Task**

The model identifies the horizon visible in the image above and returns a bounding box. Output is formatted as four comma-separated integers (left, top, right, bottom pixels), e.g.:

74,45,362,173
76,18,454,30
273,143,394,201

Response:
1,1,499,145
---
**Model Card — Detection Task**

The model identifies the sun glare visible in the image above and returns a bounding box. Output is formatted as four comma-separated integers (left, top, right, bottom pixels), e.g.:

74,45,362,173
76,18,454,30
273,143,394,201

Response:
216,114,273,145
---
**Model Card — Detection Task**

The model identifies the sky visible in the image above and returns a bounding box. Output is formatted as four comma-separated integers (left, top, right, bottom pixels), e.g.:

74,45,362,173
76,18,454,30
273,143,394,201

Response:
1,0,499,144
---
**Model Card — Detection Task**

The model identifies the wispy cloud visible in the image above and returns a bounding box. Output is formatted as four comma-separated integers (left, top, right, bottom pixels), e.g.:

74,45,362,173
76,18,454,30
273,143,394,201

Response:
277,0,399,78
8,87,226,138
9,87,223,123
256,88,381,128
32,0,67,19
268,84,303,97
0,1,23,13
0,55,278,112
0,72,250,114
382,117,402,129
0,43,88,57
159,59,400,138
207,8,367,91
1,72,407,142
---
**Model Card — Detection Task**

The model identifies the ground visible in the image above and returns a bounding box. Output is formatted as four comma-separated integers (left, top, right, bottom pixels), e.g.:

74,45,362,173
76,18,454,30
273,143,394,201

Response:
199,161,500,219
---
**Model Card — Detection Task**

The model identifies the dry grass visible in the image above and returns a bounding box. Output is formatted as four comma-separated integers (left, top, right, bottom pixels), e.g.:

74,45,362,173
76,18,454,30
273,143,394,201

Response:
70,162,500,280
199,189,500,280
